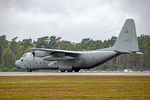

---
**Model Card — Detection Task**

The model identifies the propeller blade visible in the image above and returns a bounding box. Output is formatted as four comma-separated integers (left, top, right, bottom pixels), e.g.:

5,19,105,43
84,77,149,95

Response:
32,51,35,57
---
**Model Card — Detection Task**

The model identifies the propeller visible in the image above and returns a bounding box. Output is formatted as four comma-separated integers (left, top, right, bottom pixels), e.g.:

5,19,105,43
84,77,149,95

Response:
32,51,35,58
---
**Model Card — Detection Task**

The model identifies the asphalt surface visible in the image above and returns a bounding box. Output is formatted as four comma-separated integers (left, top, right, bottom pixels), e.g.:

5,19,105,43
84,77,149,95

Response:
0,72,150,76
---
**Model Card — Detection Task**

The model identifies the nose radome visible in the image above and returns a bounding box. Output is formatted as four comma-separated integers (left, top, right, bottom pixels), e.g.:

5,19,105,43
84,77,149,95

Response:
15,60,20,66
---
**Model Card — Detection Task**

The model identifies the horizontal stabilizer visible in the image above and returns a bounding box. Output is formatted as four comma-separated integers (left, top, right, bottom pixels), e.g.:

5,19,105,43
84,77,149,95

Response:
135,52,143,55
114,50,143,55
114,50,133,54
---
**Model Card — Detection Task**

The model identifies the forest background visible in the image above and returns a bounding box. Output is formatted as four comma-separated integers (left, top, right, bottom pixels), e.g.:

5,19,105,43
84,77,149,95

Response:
0,34,150,71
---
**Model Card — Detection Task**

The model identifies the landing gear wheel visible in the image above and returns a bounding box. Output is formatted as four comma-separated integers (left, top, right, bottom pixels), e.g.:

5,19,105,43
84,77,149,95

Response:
74,69,80,72
27,69,32,72
67,69,73,72
60,69,66,72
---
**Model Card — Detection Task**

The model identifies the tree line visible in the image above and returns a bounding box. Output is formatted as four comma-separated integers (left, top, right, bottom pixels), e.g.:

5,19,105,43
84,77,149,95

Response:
0,34,150,71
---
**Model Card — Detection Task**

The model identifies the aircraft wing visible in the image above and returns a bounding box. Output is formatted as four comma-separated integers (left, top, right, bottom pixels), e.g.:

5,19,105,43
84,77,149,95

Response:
31,48,81,61
31,48,80,55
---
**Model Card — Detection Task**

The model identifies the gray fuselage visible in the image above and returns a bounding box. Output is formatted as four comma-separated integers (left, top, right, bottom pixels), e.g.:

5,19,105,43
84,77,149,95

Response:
16,50,118,71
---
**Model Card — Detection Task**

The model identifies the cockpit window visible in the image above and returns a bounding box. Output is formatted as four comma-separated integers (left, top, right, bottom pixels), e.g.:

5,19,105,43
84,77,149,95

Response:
21,59,24,62
22,54,26,57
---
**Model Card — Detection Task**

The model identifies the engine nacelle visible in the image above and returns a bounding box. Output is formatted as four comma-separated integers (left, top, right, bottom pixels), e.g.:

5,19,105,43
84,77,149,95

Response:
34,51,49,57
43,56,74,61
48,61,59,69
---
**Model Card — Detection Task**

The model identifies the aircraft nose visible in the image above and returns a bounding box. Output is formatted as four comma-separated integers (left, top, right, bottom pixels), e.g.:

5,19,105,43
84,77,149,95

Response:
15,60,20,66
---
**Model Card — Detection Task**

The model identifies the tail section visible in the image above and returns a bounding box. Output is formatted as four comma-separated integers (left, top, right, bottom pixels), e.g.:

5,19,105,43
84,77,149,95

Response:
113,19,139,52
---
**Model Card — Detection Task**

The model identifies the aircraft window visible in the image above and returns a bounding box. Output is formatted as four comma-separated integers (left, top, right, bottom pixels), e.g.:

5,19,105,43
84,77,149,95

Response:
22,54,26,57
21,59,24,62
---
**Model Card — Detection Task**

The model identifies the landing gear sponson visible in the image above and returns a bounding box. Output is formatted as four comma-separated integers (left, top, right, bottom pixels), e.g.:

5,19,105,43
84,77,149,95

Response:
60,69,80,72
26,69,80,72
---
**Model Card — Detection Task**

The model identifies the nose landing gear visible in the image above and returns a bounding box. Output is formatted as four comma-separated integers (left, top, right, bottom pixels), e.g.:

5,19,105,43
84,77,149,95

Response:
26,69,32,72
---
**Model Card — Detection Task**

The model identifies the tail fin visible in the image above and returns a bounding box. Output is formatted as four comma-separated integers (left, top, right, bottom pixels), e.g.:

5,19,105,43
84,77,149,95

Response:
113,19,139,52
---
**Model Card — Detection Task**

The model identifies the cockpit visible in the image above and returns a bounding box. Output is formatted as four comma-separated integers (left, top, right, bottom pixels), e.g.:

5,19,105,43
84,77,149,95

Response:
22,52,33,58
15,52,33,68
22,54,27,58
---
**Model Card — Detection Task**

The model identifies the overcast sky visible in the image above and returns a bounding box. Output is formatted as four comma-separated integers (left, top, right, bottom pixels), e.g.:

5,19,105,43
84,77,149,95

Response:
0,0,150,42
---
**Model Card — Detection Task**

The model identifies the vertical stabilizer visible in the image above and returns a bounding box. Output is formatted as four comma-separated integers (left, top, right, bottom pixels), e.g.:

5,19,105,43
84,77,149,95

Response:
113,19,139,52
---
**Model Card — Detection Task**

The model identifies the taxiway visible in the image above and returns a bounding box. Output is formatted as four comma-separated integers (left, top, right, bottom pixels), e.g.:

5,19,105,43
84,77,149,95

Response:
0,72,150,76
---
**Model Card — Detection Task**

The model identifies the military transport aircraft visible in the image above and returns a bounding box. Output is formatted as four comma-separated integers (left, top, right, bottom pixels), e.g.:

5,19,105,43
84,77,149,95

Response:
15,19,142,72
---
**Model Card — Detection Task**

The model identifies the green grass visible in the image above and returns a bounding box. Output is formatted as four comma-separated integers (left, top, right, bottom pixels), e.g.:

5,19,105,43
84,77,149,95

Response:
0,75,150,100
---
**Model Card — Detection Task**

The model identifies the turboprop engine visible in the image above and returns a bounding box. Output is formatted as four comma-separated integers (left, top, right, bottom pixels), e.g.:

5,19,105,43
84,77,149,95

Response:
43,56,74,61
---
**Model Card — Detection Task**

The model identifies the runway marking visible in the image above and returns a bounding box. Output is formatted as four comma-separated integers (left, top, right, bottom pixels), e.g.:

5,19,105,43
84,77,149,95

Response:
0,72,150,76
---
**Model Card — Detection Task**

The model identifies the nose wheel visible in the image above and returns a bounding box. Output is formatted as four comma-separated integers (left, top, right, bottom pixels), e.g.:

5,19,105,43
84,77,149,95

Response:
27,69,32,72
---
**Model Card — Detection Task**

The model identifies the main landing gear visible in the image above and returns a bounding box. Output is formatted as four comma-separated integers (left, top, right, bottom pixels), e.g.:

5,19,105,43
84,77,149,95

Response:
60,69,80,72
60,69,66,72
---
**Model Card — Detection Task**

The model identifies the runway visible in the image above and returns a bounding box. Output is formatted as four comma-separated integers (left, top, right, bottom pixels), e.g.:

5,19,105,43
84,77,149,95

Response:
0,72,150,76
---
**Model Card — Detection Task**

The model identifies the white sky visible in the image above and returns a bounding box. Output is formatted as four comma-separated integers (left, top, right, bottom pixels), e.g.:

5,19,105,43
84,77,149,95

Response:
0,0,150,42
